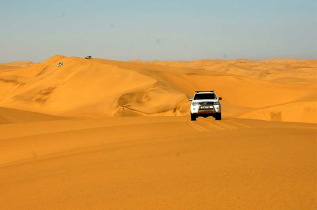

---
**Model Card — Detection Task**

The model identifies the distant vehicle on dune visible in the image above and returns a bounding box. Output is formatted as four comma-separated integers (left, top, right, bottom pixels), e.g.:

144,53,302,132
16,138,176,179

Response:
57,62,63,67
189,91,222,121
85,56,92,59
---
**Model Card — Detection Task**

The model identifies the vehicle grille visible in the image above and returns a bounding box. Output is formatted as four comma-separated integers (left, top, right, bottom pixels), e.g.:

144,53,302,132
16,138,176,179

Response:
199,102,214,106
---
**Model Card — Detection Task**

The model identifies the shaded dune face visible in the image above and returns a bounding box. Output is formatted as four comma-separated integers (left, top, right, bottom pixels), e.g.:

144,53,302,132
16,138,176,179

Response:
0,55,316,123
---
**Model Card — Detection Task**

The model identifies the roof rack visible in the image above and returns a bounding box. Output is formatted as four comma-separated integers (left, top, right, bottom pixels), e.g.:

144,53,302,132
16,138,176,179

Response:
195,90,214,93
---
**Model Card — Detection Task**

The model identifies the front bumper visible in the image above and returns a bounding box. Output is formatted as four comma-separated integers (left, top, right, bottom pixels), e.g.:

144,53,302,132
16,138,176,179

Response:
191,105,221,114
197,109,217,114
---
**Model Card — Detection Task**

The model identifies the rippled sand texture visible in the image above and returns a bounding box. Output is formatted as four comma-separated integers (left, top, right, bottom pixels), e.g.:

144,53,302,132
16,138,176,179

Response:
0,57,316,209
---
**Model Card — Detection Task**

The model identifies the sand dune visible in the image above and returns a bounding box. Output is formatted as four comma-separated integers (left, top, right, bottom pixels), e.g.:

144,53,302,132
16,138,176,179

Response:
0,56,316,122
0,61,33,72
0,108,316,210
0,107,62,124
0,56,316,209
240,101,317,123
0,61,33,67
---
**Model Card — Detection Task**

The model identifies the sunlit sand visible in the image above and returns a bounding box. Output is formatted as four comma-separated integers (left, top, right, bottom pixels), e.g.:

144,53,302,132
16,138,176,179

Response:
0,56,316,209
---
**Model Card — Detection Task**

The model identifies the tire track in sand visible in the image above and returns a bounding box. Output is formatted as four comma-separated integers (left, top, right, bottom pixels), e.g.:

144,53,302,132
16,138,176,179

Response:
186,117,252,132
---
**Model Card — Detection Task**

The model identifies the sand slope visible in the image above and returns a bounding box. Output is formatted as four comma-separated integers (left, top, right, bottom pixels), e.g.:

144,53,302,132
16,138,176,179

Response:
0,57,316,209
0,109,316,210
0,56,316,122
0,107,62,124
0,61,33,73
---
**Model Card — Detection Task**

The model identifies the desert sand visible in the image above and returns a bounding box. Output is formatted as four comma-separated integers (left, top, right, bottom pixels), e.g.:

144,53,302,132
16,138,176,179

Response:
0,56,316,209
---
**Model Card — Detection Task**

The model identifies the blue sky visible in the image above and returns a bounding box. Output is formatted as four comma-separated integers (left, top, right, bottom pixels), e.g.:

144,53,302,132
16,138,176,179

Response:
1,0,316,62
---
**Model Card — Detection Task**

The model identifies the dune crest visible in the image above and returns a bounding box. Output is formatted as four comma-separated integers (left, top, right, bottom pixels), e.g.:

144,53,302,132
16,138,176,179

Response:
0,56,316,210
0,56,316,122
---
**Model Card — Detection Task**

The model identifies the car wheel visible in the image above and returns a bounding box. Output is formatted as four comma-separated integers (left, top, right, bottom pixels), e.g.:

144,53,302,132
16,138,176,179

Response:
191,114,197,121
215,113,221,120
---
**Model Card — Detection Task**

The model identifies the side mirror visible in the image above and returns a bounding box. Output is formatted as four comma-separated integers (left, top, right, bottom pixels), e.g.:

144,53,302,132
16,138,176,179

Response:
218,97,222,100
188,98,192,101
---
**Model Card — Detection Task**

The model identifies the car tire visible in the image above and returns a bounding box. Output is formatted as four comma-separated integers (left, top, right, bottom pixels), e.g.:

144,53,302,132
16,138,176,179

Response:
215,113,221,120
191,114,197,121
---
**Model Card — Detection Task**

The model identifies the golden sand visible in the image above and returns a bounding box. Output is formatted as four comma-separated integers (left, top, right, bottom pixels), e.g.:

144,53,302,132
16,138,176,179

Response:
0,56,316,209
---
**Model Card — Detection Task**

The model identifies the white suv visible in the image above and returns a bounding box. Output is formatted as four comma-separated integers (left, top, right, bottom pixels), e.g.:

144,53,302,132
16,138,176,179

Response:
189,91,222,121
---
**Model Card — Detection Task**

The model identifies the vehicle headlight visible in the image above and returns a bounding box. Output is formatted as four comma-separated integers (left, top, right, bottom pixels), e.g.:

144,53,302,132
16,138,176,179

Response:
214,102,220,105
192,102,199,106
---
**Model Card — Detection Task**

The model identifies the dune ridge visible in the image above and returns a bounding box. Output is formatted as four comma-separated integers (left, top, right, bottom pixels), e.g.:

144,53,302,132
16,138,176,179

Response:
0,56,316,209
0,55,316,123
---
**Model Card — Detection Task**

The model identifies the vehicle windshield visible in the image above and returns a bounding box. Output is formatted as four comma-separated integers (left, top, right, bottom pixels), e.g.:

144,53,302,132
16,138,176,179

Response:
194,93,216,100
